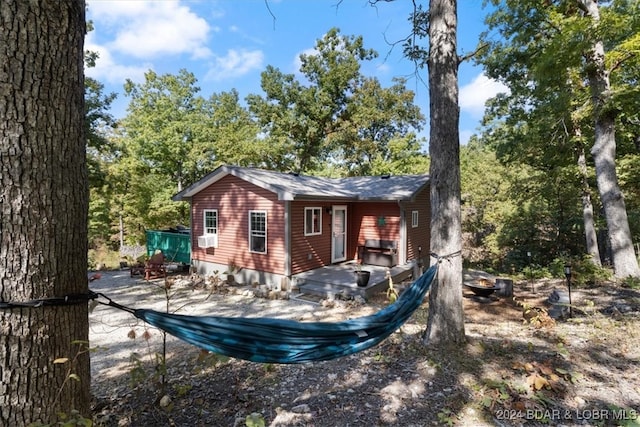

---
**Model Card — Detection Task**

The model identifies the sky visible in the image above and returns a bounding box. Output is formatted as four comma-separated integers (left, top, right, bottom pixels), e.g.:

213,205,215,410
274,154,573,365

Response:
86,0,508,146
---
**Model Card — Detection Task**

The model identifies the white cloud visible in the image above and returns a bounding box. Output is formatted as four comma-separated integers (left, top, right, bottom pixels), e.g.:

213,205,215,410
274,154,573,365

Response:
87,0,212,60
85,33,149,85
204,49,265,81
459,73,509,118
292,47,318,75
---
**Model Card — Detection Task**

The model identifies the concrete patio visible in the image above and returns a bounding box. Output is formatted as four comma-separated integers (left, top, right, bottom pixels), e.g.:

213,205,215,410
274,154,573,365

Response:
291,261,417,300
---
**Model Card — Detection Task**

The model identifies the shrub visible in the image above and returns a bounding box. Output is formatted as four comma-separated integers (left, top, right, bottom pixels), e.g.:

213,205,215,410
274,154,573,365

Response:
549,256,612,287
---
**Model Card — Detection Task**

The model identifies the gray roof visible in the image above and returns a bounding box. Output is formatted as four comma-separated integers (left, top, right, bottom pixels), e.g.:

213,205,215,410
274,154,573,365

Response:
172,165,429,202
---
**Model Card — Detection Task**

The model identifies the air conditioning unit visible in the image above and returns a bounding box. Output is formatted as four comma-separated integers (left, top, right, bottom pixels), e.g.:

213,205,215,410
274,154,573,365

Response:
197,234,218,248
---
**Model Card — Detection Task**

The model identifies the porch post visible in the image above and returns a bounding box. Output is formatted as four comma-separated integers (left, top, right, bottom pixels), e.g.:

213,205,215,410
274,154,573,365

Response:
398,201,406,265
284,201,291,277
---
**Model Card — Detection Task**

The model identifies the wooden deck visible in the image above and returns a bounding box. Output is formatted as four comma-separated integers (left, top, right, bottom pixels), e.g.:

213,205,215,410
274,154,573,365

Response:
291,261,417,300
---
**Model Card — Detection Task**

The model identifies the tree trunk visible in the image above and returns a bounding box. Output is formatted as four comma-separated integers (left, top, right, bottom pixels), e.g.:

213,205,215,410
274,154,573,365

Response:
424,0,466,345
0,1,89,425
577,145,601,266
579,0,640,278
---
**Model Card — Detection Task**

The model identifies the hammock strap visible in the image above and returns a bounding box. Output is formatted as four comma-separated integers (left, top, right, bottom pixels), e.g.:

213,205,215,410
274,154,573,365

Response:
431,250,462,263
0,291,100,310
92,292,137,315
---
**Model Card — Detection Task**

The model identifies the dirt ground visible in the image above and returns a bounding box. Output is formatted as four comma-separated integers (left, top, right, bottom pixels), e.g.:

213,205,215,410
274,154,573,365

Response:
89,270,640,427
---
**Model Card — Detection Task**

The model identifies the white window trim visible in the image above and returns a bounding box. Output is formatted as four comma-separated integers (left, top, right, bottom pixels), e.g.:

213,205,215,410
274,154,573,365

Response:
248,210,267,254
412,210,419,228
304,207,322,236
203,209,218,235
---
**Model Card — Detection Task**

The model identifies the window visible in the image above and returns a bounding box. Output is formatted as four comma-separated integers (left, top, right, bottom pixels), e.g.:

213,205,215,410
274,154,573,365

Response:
304,207,322,236
249,211,267,253
203,210,218,235
412,210,419,228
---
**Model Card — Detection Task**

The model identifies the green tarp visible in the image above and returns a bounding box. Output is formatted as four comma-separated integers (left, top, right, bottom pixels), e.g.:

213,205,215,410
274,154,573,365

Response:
146,230,191,264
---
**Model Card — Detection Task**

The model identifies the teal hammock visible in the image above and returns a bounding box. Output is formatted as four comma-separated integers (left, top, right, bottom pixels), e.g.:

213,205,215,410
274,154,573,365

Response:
98,264,437,364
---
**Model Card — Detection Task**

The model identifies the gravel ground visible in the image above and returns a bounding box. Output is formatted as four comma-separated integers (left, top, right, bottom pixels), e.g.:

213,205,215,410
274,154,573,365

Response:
88,270,640,427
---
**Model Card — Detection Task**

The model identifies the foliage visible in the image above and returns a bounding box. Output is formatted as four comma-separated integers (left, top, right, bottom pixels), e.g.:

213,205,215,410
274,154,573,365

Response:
247,28,426,174
245,413,266,427
476,0,640,277
87,247,121,271
87,28,429,249
520,265,552,281
623,276,640,290
122,69,213,191
548,256,612,287
461,140,515,268
82,7,639,274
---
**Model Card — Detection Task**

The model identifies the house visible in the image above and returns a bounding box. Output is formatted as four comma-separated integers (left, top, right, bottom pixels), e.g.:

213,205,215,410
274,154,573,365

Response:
172,165,430,291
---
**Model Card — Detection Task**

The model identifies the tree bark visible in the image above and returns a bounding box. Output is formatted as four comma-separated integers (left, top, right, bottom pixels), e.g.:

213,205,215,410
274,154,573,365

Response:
0,1,89,425
577,145,601,267
579,0,640,278
424,0,466,345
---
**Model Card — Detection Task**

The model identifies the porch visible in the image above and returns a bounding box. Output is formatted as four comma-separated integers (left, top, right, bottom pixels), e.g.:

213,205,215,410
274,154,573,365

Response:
291,261,417,301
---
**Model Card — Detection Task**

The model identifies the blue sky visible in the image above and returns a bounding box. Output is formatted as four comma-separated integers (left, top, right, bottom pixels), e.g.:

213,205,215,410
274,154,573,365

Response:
86,0,507,146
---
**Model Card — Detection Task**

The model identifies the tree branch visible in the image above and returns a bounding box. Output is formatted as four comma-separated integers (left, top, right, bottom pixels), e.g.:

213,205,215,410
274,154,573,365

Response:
458,42,489,64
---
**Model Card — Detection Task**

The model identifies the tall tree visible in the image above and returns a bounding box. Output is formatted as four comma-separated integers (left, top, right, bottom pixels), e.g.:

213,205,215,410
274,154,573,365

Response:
0,1,90,424
206,89,263,167
372,0,465,344
402,0,466,344
460,140,515,268
479,0,640,278
85,33,118,248
247,27,425,175
425,0,465,344
578,0,639,278
122,69,215,192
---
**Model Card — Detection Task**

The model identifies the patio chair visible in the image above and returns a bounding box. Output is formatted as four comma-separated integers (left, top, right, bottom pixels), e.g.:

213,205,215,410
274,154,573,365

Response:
144,251,166,280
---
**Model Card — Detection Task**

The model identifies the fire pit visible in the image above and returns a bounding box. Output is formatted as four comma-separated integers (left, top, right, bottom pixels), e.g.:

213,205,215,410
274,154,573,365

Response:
464,282,500,297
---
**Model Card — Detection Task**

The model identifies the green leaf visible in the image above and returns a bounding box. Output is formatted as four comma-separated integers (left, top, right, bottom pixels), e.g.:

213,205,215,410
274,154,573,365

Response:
245,412,266,427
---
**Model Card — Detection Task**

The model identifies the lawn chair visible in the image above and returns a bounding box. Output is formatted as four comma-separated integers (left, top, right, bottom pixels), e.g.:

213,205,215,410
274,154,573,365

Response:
145,251,166,280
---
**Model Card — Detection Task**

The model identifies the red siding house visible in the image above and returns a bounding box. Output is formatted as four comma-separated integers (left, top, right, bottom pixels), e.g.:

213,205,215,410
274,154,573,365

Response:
172,165,430,290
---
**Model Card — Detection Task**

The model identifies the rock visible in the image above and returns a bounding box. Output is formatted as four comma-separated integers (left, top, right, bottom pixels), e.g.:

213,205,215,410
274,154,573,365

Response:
159,394,171,408
547,289,570,319
291,404,311,413
548,305,569,319
353,295,366,305
548,289,570,304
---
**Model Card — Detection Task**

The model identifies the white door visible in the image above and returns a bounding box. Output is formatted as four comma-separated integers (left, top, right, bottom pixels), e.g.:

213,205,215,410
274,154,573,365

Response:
331,205,347,263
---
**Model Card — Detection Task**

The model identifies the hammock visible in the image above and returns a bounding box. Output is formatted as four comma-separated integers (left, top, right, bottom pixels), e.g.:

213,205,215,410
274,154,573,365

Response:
100,264,437,364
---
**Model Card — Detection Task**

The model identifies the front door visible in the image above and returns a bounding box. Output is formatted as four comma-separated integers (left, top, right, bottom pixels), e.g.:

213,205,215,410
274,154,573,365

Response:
331,205,347,263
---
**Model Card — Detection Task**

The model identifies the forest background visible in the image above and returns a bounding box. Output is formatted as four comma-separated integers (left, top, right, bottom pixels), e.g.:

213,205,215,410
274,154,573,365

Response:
85,1,640,282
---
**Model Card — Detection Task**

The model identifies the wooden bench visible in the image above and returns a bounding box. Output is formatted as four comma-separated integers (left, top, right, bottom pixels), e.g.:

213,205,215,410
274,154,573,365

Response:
360,239,398,267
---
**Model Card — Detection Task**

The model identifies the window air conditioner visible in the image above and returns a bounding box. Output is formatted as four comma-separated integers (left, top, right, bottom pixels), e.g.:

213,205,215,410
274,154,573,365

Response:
197,234,218,248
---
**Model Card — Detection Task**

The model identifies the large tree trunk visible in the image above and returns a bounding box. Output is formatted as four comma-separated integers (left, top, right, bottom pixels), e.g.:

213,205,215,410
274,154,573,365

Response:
0,1,89,425
579,0,640,278
577,145,601,267
424,0,466,345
